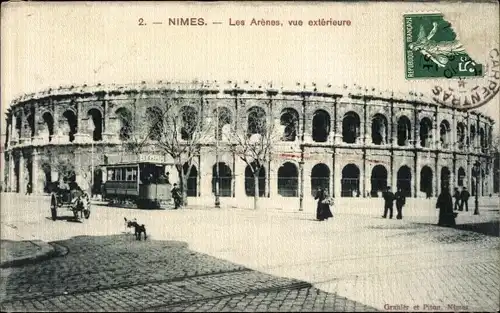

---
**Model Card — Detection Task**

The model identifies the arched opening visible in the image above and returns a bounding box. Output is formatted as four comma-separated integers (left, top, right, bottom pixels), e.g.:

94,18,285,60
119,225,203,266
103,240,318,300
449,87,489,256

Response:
420,166,433,197
458,167,466,187
180,106,198,140
371,165,388,197
15,115,22,139
470,125,476,147
26,158,33,192
479,127,485,152
311,163,330,196
440,120,451,148
116,108,133,141
245,162,266,197
87,108,103,141
342,112,360,144
62,110,78,142
457,122,466,149
145,106,163,141
26,108,35,139
441,167,450,190
397,116,411,146
312,110,330,142
341,164,360,197
280,108,299,141
14,158,20,193
397,166,412,197
247,107,266,136
183,163,198,197
216,107,232,141
42,112,54,142
212,162,232,197
419,118,432,148
277,162,298,197
371,114,388,145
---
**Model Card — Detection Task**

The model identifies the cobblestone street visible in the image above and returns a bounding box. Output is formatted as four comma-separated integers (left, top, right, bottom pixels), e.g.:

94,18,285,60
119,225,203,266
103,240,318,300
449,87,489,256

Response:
1,194,499,312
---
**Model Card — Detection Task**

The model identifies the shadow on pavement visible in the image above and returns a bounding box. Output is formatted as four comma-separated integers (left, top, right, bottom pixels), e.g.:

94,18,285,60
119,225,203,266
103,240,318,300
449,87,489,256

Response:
1,234,379,312
453,221,499,237
44,216,82,223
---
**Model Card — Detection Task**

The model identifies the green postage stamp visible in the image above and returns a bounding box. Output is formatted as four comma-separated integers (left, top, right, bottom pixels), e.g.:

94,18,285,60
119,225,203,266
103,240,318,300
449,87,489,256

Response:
404,13,483,79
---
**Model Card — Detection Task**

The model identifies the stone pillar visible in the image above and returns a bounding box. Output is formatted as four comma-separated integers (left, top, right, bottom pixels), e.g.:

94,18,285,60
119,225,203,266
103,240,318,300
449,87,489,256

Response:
269,165,277,198
391,160,397,191
415,121,421,148
299,161,304,210
335,120,343,144
200,158,212,198
364,164,371,197
234,160,246,199
32,151,42,194
334,160,341,198
362,121,370,145
431,126,437,149
8,153,15,192
415,156,421,198
19,153,25,194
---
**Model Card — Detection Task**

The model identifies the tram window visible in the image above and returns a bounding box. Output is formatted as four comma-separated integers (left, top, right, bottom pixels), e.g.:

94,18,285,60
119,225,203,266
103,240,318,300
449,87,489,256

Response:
109,169,115,181
121,168,126,181
116,169,122,181
126,168,134,181
132,169,137,181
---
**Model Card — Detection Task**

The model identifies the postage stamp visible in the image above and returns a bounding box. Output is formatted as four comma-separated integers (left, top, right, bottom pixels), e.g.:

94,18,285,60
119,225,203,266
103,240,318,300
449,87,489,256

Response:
404,13,483,79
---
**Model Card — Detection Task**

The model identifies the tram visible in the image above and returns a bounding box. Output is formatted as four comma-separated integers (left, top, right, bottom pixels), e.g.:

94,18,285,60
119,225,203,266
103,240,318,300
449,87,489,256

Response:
102,161,173,209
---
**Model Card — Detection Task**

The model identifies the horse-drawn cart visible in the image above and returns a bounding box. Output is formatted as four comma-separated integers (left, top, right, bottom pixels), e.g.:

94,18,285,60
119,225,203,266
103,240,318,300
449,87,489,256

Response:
50,189,91,221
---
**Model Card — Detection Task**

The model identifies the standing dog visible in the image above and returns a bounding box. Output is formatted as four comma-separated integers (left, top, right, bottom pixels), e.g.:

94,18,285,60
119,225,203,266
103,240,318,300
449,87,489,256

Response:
124,217,147,240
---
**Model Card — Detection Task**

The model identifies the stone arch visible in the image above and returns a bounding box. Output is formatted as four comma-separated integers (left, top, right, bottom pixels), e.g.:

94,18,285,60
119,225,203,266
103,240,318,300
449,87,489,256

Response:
212,162,232,197
470,125,476,146
247,106,266,136
371,165,388,197
277,162,298,197
180,106,198,140
115,107,133,141
342,111,361,144
183,163,198,197
311,163,330,196
441,167,451,190
42,112,55,142
280,108,299,141
439,120,451,148
419,117,433,148
145,106,163,141
87,108,103,141
397,115,412,146
245,161,266,197
25,107,35,139
62,110,78,142
420,166,433,197
371,113,388,145
216,106,232,141
341,163,360,197
312,109,330,142
479,127,485,151
457,167,466,187
456,122,466,148
397,166,412,197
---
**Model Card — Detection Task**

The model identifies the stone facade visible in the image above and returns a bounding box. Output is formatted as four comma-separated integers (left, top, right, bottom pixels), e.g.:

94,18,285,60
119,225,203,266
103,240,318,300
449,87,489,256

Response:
2,81,496,207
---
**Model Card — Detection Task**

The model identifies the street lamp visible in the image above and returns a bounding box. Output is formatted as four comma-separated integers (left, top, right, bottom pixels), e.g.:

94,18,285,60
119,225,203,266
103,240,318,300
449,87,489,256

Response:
215,104,220,208
473,160,480,215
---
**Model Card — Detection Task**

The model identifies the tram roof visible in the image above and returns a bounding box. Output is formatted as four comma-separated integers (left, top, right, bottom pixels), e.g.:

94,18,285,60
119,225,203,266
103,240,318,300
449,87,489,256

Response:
101,161,174,167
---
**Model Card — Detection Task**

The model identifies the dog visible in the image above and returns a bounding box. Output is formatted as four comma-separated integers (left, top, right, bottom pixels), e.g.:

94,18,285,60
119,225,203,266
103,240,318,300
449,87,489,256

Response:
124,217,147,240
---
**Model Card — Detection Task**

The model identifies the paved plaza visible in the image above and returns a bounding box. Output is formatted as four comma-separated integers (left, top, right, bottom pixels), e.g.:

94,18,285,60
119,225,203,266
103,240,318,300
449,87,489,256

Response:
1,193,499,312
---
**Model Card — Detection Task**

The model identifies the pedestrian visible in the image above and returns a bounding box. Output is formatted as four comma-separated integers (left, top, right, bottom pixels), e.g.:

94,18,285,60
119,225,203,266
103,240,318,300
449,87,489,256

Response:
459,187,470,211
25,182,32,195
436,184,456,227
395,187,406,219
314,187,333,221
453,187,461,211
382,186,395,219
171,183,182,209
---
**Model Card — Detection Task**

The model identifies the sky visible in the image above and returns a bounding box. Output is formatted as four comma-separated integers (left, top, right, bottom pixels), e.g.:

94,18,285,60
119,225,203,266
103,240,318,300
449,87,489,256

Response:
1,1,499,142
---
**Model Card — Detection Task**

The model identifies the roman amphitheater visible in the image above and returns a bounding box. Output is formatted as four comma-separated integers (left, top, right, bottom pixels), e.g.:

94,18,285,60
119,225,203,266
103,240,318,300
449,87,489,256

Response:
2,81,496,209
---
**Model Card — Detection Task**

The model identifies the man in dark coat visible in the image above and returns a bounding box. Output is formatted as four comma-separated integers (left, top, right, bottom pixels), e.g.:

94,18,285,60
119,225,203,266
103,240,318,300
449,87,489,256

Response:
459,187,470,211
436,185,456,227
382,186,395,219
395,187,406,219
453,187,461,211
171,183,182,209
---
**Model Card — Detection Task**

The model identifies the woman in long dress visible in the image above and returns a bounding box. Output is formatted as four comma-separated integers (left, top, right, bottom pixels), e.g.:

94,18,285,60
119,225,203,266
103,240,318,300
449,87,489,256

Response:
314,187,333,221
436,185,456,227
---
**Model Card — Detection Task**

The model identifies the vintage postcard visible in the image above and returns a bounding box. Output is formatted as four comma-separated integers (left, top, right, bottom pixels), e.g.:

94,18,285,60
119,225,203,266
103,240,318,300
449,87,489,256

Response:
1,1,499,312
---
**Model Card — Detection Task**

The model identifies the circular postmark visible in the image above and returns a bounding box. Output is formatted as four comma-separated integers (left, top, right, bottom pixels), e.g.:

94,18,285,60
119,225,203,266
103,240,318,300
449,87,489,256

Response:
431,48,500,110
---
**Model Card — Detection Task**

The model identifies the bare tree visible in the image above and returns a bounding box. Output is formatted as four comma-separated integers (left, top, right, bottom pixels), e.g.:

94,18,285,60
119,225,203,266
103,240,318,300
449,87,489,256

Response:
127,95,216,205
223,105,283,210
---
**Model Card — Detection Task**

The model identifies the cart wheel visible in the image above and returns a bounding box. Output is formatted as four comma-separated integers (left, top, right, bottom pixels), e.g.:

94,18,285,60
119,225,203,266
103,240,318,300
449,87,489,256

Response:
84,209,91,219
50,194,57,221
